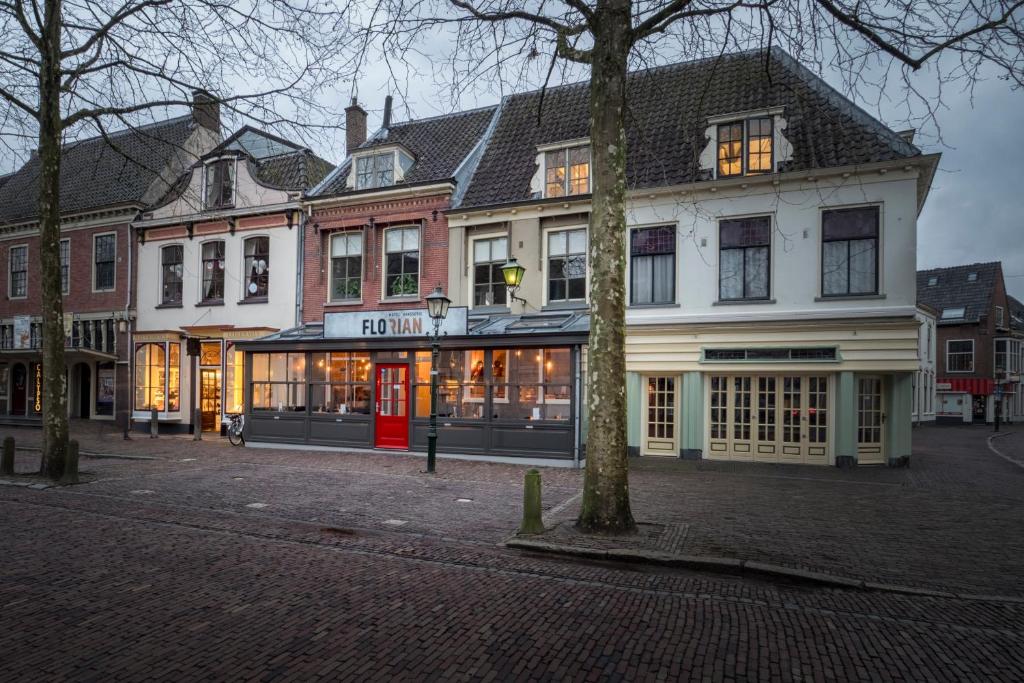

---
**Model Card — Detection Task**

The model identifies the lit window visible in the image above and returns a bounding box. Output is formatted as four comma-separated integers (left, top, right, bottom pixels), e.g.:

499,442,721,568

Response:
821,206,879,296
746,118,773,174
941,307,965,320
547,229,586,302
224,343,245,414
204,159,235,209
9,246,27,297
719,217,770,300
355,152,394,190
544,145,590,197
717,123,743,177
473,236,508,307
330,232,362,301
161,245,183,305
201,241,225,303
251,352,308,412
94,234,116,290
630,226,675,305
384,227,419,297
946,340,974,373
244,236,270,299
717,118,773,177
134,341,180,412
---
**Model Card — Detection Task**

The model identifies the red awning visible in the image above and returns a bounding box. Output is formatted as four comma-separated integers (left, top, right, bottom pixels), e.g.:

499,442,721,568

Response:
938,377,995,395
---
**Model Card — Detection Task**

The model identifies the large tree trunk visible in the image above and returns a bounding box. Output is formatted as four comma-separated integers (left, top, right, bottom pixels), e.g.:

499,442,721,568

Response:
576,0,636,533
38,0,68,480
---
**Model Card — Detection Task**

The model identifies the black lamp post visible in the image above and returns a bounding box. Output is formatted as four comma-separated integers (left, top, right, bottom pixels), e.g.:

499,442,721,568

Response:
501,258,527,306
425,285,451,473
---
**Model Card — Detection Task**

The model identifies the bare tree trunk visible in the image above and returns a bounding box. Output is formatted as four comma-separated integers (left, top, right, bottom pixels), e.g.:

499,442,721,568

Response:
576,0,635,533
38,0,68,479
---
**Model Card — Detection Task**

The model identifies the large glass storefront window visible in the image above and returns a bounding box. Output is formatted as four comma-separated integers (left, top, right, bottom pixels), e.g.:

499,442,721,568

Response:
134,342,180,412
414,349,486,419
310,352,371,414
251,352,306,411
224,344,244,414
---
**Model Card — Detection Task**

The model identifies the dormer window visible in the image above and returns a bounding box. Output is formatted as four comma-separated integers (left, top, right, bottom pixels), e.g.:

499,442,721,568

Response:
545,144,590,197
941,307,965,320
205,158,235,209
927,276,938,286
718,118,773,178
967,272,978,282
356,152,394,189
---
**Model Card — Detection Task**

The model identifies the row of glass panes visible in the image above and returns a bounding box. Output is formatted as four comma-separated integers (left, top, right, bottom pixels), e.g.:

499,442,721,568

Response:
159,237,269,305
8,236,115,298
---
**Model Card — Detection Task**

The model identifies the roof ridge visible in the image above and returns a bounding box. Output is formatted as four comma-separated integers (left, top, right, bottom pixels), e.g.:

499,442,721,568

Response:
919,261,1002,273
384,103,500,129
61,114,193,149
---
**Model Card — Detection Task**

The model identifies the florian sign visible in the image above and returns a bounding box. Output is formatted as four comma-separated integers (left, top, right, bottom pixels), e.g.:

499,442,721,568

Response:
324,307,468,340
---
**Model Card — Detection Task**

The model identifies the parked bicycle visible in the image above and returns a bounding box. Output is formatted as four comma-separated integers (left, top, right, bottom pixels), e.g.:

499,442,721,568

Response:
225,413,245,446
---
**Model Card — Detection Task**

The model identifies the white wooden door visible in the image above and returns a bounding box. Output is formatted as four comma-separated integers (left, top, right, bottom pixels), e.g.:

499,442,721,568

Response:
857,376,885,464
642,376,678,456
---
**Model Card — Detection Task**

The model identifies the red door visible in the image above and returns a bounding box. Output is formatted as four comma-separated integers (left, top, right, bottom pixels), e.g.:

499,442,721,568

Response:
375,364,410,449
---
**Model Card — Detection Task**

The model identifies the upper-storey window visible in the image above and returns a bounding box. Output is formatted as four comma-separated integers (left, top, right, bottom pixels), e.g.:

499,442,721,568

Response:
244,236,270,300
717,118,772,178
473,236,508,307
821,206,879,297
996,306,1005,329
356,152,394,190
384,227,419,298
204,158,235,209
545,145,590,197
59,239,70,295
330,232,362,301
719,217,771,301
8,246,27,298
201,241,225,303
547,228,587,303
161,245,183,305
630,226,675,305
946,340,974,373
94,233,116,291
941,307,965,320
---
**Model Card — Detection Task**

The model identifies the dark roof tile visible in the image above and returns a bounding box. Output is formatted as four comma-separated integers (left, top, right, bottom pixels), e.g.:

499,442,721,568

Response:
917,262,1002,324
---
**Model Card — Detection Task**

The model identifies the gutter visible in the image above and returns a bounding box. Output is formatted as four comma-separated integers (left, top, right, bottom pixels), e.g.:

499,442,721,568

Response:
132,200,302,230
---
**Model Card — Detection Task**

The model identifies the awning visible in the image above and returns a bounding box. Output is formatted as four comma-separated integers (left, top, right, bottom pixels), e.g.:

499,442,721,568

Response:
937,377,994,395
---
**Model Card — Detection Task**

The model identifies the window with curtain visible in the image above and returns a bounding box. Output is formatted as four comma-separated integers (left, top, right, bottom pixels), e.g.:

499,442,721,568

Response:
384,227,419,297
244,236,270,299
822,206,879,296
630,226,675,305
9,245,27,297
201,241,225,302
330,232,362,301
59,239,70,294
547,229,586,302
251,352,307,411
205,159,235,208
309,352,371,414
94,234,116,290
473,236,508,307
161,245,183,305
134,342,180,412
719,216,770,300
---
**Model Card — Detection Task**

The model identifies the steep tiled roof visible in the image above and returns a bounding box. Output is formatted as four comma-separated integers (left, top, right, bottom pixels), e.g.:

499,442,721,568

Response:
459,47,921,209
0,115,198,225
253,151,334,190
1008,295,1024,332
314,106,497,196
917,262,1002,325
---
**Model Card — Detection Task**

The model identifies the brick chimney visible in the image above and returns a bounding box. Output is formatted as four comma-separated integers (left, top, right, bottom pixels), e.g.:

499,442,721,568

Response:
345,97,367,153
191,90,220,133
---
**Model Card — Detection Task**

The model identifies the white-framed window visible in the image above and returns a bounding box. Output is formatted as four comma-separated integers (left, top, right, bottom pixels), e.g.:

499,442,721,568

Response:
9,245,28,298
996,306,1005,329
927,323,933,361
204,158,235,209
93,233,116,291
330,232,363,302
160,244,184,305
946,339,974,373
544,144,590,197
630,226,676,305
134,341,181,412
719,216,770,301
941,307,965,320
471,235,508,307
59,239,70,295
200,240,225,303
717,117,773,178
383,226,419,298
355,152,395,190
243,236,270,300
546,228,587,303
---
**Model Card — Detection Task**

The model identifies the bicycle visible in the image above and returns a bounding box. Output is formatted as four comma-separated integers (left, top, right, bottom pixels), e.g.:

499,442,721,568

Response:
225,413,245,446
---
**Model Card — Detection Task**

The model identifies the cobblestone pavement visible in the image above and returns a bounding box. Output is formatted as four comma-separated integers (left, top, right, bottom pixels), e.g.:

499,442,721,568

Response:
2,423,1023,680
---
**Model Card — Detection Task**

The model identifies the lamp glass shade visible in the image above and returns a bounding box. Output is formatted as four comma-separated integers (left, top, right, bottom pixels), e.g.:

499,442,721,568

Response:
501,258,526,289
426,286,451,322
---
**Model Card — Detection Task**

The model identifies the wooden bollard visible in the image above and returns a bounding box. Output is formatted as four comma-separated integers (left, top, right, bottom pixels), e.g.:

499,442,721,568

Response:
60,440,79,485
519,469,545,535
150,408,159,438
193,408,202,441
1,436,14,476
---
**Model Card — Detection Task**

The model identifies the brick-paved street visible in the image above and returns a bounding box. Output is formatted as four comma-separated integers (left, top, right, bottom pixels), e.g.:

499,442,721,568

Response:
2,423,1023,680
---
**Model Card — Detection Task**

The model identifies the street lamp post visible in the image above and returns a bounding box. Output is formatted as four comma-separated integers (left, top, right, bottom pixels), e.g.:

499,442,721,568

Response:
425,286,451,473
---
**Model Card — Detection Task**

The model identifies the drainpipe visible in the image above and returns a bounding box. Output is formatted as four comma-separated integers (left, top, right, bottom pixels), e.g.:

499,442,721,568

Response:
295,205,306,328
124,215,137,437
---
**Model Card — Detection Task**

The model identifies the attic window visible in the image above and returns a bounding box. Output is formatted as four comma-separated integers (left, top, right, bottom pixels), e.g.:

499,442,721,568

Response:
355,152,394,189
927,276,937,286
717,118,772,178
544,144,590,197
967,272,978,282
941,307,966,320
204,158,235,209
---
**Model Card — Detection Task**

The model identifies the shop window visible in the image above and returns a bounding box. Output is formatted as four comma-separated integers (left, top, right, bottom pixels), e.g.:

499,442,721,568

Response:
946,340,974,373
330,232,363,301
384,227,419,298
161,245,184,305
9,245,27,298
413,349,485,419
630,226,675,305
95,362,115,416
547,229,586,303
719,217,770,300
200,341,222,366
201,241,225,303
492,348,571,421
59,239,70,294
244,237,270,300
134,342,180,412
821,206,879,296
472,236,508,307
224,344,245,414
251,352,306,411
94,234,116,291
309,352,371,414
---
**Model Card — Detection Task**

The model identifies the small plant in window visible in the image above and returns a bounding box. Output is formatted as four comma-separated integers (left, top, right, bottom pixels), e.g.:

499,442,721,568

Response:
389,273,417,297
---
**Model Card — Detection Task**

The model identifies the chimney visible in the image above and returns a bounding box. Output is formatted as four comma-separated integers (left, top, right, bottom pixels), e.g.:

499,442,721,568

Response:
382,94,393,130
191,90,220,133
345,97,367,152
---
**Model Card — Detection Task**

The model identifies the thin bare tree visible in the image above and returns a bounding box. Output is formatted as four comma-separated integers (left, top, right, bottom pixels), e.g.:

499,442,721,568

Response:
355,0,1024,532
0,0,357,479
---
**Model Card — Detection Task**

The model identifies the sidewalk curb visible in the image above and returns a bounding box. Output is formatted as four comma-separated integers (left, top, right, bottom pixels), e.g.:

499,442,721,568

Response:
14,446,160,461
986,431,1023,470
504,538,1024,604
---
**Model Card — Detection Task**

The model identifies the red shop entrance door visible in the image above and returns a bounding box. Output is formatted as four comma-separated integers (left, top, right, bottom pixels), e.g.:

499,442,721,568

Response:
375,364,410,449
